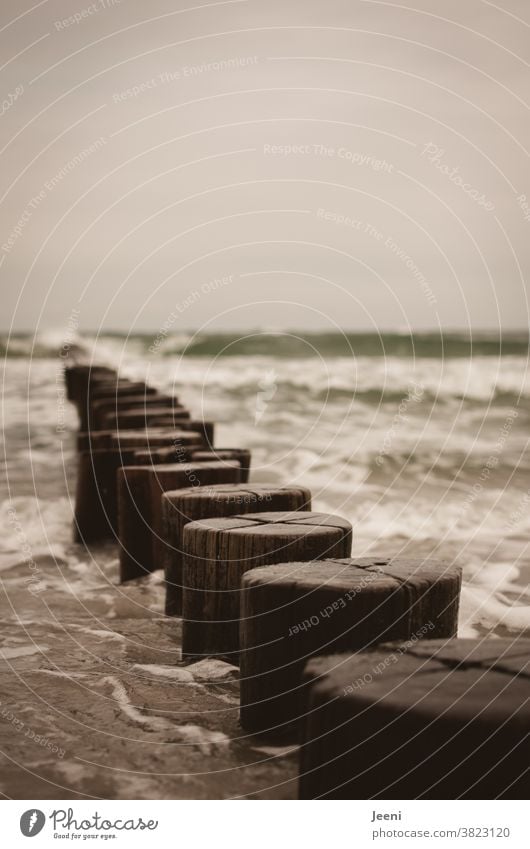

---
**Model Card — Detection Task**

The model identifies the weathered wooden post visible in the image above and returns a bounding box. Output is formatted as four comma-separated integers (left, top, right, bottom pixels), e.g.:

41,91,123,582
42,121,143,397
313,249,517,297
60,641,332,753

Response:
187,449,251,482
149,418,215,445
78,426,192,452
76,430,115,452
239,557,462,736
74,430,202,542
118,461,241,582
162,483,311,615
298,638,530,799
87,379,152,399
74,447,142,542
65,365,116,402
182,512,352,662
133,445,192,464
109,429,204,451
90,394,181,430
101,407,190,430
82,382,157,430
131,441,249,467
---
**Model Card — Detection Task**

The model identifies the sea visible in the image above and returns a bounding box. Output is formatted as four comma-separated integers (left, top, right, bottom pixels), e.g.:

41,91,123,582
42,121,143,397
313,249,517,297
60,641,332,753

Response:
2,329,530,639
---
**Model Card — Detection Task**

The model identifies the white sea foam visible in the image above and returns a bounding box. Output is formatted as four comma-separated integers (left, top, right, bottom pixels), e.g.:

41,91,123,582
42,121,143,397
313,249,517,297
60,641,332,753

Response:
0,644,49,659
133,659,239,684
186,659,239,682
104,675,230,752
104,676,174,731
172,725,229,754
133,665,196,683
0,497,72,552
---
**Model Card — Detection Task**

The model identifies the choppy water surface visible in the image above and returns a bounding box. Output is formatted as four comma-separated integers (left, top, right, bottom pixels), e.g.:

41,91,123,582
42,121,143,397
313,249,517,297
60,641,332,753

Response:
2,331,530,639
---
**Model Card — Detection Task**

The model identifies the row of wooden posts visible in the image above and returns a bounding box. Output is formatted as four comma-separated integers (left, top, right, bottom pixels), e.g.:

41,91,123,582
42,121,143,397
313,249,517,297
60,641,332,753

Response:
65,363,528,799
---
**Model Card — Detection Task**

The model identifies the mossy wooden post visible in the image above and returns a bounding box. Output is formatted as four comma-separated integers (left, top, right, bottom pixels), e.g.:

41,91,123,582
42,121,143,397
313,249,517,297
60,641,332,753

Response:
299,638,530,799
182,512,352,662
239,557,462,736
118,461,241,583
162,484,311,615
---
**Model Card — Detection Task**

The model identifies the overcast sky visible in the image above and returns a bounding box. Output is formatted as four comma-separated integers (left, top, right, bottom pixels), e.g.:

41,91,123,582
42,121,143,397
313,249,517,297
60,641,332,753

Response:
1,0,529,334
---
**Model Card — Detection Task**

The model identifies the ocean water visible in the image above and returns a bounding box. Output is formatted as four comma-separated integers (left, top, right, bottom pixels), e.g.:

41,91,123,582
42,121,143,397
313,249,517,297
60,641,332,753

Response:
2,330,530,639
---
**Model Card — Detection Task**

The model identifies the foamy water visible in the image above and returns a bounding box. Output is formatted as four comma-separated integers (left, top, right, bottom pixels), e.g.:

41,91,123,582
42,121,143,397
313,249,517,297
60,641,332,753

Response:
2,331,530,640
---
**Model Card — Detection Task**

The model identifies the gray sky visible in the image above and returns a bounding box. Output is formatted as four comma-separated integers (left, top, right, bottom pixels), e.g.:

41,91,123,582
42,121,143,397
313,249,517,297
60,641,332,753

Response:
1,0,530,333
